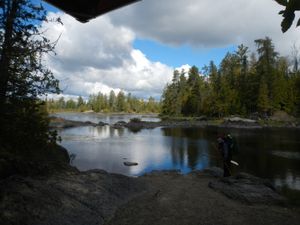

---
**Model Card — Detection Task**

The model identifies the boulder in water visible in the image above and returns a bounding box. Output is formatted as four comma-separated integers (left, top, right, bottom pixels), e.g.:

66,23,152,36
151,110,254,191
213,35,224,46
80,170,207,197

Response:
123,162,138,166
98,121,108,126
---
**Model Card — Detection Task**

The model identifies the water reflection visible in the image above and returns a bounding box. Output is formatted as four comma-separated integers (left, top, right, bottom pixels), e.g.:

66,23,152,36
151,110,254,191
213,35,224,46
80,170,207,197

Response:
57,114,300,203
59,125,300,190
59,126,216,176
60,126,127,141
162,128,222,172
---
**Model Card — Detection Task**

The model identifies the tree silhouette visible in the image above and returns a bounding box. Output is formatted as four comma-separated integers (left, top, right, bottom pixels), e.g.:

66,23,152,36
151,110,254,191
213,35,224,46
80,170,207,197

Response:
274,0,300,32
0,0,63,170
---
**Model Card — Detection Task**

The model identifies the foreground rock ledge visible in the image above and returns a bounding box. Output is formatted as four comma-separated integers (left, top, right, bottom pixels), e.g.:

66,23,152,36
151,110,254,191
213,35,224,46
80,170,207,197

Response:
0,169,299,225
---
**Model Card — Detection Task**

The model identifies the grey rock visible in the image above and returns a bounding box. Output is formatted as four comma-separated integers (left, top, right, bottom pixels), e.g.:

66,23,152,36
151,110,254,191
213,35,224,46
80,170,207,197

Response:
204,167,223,178
0,170,146,225
98,121,108,126
0,168,295,225
208,172,286,205
49,117,98,129
123,162,138,166
143,170,181,177
112,121,127,129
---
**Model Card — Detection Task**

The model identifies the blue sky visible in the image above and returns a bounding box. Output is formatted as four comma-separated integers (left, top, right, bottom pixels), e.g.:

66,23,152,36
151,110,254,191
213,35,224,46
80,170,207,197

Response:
133,39,236,69
39,0,300,99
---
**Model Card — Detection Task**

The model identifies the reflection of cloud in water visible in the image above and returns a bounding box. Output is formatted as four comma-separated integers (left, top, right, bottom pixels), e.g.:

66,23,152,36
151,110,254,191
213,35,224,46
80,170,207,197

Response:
59,118,212,175
271,151,300,160
61,128,170,176
60,126,129,142
126,142,168,175
52,112,160,124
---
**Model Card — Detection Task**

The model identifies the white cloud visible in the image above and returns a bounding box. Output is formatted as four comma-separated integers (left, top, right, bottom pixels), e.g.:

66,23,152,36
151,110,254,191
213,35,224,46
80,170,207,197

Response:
175,64,192,73
109,0,300,55
42,1,300,99
43,13,173,99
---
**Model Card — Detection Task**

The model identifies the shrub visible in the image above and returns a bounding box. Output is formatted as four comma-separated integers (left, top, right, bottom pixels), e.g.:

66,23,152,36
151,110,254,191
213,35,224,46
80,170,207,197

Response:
130,117,141,123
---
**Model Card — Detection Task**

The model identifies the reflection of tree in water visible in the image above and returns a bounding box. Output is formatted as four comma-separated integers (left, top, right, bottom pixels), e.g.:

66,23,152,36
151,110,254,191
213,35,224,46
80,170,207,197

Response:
127,127,142,133
116,128,125,137
95,126,108,136
170,137,185,167
187,142,199,170
236,129,300,185
162,128,211,171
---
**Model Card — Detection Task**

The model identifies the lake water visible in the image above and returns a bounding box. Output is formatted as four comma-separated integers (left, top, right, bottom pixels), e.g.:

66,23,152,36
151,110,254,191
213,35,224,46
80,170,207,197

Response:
54,112,300,204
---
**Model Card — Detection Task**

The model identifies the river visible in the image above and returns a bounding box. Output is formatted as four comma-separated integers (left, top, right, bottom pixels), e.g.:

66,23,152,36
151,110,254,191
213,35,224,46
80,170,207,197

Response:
54,112,300,204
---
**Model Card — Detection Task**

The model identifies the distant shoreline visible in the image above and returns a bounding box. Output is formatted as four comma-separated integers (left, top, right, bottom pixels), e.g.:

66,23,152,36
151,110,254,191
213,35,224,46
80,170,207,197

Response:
48,109,159,115
49,114,300,130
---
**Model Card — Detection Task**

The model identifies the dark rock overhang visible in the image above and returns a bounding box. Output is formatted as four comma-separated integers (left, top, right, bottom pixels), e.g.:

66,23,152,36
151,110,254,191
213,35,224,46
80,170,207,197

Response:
44,0,141,23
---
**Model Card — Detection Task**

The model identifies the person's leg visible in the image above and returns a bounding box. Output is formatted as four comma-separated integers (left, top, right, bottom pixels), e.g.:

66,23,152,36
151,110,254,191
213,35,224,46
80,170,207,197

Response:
223,161,231,177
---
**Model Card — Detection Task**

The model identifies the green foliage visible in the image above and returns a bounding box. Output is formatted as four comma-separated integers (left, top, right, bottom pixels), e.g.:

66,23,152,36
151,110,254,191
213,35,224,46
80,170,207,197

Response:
0,0,64,172
294,74,300,114
161,37,300,118
130,117,141,123
109,90,116,111
0,0,60,101
257,79,271,113
47,91,160,114
116,91,126,112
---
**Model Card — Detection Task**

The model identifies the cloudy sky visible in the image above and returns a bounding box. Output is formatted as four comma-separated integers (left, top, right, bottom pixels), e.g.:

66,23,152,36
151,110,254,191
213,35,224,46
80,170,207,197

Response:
42,0,300,100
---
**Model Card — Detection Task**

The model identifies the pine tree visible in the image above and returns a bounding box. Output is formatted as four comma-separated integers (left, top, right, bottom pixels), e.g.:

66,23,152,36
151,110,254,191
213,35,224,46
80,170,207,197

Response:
109,90,116,111
146,97,157,112
272,57,289,111
161,70,184,116
116,91,126,112
0,0,61,156
77,96,85,111
257,79,271,115
294,73,300,115
66,99,76,109
255,37,278,111
235,44,249,113
160,39,298,118
182,66,202,115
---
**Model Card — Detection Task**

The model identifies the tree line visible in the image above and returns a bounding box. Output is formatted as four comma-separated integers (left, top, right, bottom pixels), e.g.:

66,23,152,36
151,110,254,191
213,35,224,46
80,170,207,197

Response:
47,90,160,113
161,37,300,118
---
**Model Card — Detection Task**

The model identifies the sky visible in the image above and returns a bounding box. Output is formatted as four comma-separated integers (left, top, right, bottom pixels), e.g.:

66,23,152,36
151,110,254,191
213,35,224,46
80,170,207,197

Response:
40,0,300,100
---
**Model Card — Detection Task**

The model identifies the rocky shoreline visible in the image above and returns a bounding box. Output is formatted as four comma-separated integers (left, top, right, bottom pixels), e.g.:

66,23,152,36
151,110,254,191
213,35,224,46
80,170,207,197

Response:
49,117,102,129
49,116,300,130
1,167,299,225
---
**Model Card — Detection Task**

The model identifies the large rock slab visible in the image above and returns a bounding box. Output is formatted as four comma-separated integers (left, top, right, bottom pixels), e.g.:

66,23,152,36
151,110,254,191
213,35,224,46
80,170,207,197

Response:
0,170,146,225
208,172,286,205
1,168,299,225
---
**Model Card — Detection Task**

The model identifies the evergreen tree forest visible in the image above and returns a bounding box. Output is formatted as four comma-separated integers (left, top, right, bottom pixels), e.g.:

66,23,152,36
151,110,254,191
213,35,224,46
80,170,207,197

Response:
161,38,300,118
47,91,160,113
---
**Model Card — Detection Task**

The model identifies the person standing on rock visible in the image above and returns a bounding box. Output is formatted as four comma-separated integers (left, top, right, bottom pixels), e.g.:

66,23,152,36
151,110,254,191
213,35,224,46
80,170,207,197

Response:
217,135,232,177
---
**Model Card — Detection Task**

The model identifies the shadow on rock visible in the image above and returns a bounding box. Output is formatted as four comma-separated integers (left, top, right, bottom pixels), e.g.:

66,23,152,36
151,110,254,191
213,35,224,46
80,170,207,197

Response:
208,172,286,205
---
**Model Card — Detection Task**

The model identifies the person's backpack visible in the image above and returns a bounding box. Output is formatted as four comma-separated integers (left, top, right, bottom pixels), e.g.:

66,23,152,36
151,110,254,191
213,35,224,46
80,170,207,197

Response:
226,134,238,155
